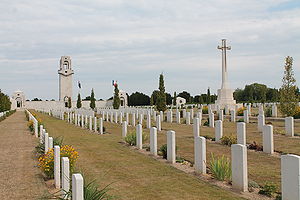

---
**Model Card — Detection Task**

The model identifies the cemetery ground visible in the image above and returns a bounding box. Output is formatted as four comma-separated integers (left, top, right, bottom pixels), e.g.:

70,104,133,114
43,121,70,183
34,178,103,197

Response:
32,110,246,200
0,111,47,199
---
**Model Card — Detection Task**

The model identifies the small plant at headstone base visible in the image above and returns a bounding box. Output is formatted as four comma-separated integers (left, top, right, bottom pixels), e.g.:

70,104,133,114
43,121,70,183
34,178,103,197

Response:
203,118,209,127
237,107,246,116
209,153,231,181
265,107,272,117
24,110,29,120
266,121,273,125
248,180,260,192
159,144,178,159
220,135,237,146
97,126,106,133
27,120,34,132
35,137,64,156
202,106,208,114
237,119,244,122
124,131,147,146
38,145,79,179
293,106,300,119
279,56,298,117
258,182,278,197
202,135,215,141
248,141,263,151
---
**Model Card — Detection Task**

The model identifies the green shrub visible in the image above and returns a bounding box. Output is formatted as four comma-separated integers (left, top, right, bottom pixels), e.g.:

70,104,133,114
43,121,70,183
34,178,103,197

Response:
248,141,263,151
203,119,209,127
293,106,300,119
237,107,246,116
237,119,244,122
220,135,237,146
35,136,64,155
265,107,272,117
202,106,208,114
209,153,231,181
258,182,277,197
124,131,147,146
159,144,178,159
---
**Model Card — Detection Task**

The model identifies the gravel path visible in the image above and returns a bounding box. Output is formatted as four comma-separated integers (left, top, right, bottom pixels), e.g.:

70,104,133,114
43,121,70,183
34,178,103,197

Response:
0,111,47,199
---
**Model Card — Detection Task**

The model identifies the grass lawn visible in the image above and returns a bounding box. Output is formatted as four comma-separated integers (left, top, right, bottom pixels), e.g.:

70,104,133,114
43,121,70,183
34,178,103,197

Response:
33,111,244,200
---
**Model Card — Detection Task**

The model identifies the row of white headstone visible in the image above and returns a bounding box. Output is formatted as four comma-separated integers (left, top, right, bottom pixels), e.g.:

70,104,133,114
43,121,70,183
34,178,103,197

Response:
0,110,10,118
25,110,38,137
27,110,84,200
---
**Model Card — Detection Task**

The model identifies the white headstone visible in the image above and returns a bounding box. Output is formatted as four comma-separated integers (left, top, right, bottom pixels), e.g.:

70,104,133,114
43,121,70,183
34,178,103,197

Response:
61,157,70,196
263,125,274,154
237,122,246,146
215,120,223,142
167,130,176,164
285,117,294,137
231,144,248,192
193,118,200,138
194,136,206,174
150,127,157,156
54,146,61,189
122,121,127,138
156,115,161,131
136,124,143,149
72,174,84,200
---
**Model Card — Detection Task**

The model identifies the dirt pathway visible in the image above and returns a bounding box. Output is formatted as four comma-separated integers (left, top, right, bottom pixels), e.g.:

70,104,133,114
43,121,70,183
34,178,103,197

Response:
0,111,47,199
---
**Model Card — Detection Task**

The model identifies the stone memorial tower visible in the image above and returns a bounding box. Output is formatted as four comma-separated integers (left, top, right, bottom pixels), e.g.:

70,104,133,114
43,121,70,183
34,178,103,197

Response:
215,39,236,109
58,56,74,105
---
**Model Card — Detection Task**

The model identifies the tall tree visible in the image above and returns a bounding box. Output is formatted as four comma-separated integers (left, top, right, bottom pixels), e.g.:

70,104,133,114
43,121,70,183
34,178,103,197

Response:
90,89,96,109
207,88,211,104
67,97,72,108
113,84,120,109
0,90,11,112
76,93,82,108
279,56,298,116
156,73,167,111
129,92,150,106
173,92,177,106
177,91,191,103
166,93,172,105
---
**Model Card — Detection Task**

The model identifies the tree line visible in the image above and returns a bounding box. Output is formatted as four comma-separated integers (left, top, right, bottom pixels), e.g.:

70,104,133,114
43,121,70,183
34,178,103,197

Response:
0,90,11,112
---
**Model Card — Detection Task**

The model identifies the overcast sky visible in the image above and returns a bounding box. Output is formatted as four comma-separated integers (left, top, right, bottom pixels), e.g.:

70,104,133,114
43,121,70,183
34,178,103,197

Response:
0,0,299,100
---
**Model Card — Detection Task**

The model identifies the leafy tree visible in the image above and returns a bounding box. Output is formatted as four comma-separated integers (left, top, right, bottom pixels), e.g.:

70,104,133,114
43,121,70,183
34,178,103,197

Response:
150,90,160,106
83,96,91,101
0,90,11,112
173,92,177,106
76,93,82,108
129,92,150,106
32,98,42,101
90,89,96,109
166,93,172,105
113,84,120,109
207,88,211,104
279,56,298,116
67,97,72,108
156,73,167,112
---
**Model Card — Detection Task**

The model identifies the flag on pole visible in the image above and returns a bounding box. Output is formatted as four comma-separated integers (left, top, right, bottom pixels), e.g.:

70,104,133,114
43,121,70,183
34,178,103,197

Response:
112,80,118,87
78,81,81,89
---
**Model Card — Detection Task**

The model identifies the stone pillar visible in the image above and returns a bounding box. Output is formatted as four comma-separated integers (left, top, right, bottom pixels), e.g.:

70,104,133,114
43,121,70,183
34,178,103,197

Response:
44,132,49,153
99,118,103,134
54,146,61,189
263,125,274,154
219,110,224,121
209,112,214,128
146,114,151,129
237,122,246,146
89,116,92,131
281,154,300,200
122,121,127,138
48,137,53,150
136,124,143,149
72,174,84,200
230,109,236,122
258,115,265,132
132,113,136,127
139,114,143,125
156,115,161,131
285,117,294,137
231,144,248,192
167,130,176,164
61,157,70,196
126,113,129,124
194,136,206,174
186,112,190,125
176,111,180,124
243,110,249,123
215,120,223,142
193,118,200,138
150,127,157,156
94,117,97,132
272,104,277,117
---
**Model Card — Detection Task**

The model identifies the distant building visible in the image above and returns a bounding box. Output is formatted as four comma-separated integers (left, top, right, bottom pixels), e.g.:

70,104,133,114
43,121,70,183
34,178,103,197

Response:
176,97,186,106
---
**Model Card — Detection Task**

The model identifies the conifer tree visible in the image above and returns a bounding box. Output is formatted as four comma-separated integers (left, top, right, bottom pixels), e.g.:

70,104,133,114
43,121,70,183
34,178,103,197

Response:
173,92,177,106
207,88,211,104
76,93,82,108
113,84,120,109
279,56,298,116
156,73,167,112
90,89,96,109
68,97,72,108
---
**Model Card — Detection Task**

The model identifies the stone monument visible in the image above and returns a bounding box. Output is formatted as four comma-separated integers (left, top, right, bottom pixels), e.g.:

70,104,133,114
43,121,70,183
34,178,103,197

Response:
215,39,236,109
58,56,74,105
